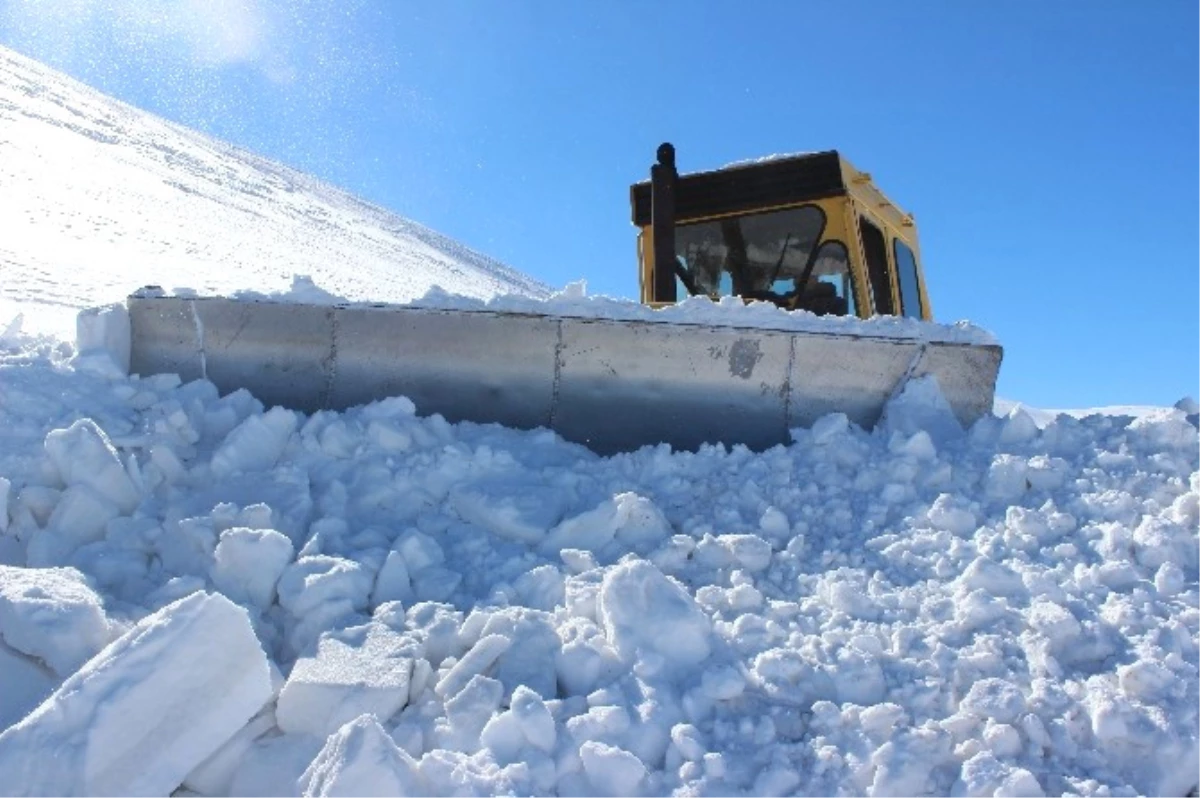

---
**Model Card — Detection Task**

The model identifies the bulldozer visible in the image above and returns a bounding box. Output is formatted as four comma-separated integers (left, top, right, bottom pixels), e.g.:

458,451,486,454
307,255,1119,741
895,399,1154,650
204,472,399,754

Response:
126,144,1002,454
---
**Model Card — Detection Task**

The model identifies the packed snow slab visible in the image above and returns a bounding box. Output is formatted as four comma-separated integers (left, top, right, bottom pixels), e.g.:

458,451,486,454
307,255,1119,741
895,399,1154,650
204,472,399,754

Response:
127,293,1002,454
0,591,271,797
0,45,548,337
276,622,417,739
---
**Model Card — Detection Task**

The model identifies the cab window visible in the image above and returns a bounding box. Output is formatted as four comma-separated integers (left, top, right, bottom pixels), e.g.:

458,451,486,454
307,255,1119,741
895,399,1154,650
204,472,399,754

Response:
795,240,855,317
858,216,894,315
893,239,923,318
674,205,826,299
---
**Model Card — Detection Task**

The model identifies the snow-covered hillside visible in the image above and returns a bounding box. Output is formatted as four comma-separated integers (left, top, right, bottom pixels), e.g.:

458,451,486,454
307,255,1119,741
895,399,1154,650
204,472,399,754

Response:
0,45,549,337
0,47,1197,798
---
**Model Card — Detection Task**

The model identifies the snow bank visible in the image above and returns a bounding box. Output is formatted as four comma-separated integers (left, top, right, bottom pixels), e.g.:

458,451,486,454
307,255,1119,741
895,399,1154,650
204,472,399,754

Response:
0,328,1196,797
0,591,272,796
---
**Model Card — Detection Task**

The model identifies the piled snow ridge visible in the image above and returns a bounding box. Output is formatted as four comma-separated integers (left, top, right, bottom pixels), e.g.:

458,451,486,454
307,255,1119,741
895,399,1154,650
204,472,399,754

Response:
0,332,1196,796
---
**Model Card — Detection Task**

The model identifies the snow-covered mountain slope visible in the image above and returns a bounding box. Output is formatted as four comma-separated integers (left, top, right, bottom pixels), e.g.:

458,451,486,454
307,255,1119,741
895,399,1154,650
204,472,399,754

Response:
0,45,550,336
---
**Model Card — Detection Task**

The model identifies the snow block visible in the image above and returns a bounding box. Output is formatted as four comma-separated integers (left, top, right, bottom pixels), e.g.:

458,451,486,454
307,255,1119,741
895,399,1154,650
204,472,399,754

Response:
299,714,426,797
542,493,671,555
44,418,140,514
599,559,711,668
276,622,417,738
210,527,295,609
449,478,567,544
0,591,271,796
74,303,131,377
879,373,963,444
0,565,112,677
210,406,299,478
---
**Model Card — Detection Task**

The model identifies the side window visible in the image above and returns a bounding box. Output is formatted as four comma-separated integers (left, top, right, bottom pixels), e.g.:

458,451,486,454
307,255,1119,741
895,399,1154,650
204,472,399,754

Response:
893,239,923,318
857,217,894,316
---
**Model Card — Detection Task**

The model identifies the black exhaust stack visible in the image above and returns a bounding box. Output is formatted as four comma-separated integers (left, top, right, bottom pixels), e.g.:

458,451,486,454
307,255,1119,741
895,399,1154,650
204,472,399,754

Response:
650,142,678,303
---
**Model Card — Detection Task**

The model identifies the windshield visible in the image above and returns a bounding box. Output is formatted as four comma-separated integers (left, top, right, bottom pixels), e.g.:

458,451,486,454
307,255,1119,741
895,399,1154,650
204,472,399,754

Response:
674,205,826,298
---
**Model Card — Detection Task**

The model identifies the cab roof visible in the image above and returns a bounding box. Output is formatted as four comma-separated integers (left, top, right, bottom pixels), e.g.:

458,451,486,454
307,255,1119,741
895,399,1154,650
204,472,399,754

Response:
630,150,846,227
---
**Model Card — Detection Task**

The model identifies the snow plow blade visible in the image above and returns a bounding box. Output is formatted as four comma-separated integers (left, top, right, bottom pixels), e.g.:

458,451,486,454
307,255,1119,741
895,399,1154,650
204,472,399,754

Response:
127,294,1002,455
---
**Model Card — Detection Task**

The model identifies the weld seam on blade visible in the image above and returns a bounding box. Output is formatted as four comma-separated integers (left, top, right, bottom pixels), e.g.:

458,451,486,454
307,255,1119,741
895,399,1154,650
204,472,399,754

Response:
782,334,797,431
891,342,929,400
548,319,564,430
188,299,207,381
322,308,339,410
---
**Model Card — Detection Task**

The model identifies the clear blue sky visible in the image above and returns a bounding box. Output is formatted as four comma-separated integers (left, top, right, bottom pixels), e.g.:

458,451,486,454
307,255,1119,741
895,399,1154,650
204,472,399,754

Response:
2,1,1196,409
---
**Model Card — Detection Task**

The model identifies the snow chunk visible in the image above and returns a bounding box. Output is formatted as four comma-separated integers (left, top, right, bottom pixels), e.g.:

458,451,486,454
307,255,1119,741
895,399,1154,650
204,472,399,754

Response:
0,592,271,796
0,565,112,676
719,533,773,571
210,527,295,609
449,478,567,544
474,607,561,699
276,622,417,738
299,714,425,797
443,673,504,752
958,556,1027,598
435,633,512,700
44,418,139,514
879,373,963,442
210,406,298,478
580,740,647,797
926,493,977,535
480,684,556,762
599,559,711,667
73,303,130,377
959,678,1026,724
1129,408,1199,450
543,493,672,555
277,555,373,632
955,751,1043,797
1026,599,1082,642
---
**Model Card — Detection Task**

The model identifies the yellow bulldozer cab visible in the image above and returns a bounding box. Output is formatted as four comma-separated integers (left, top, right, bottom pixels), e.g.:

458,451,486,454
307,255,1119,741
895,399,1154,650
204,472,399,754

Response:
630,150,932,321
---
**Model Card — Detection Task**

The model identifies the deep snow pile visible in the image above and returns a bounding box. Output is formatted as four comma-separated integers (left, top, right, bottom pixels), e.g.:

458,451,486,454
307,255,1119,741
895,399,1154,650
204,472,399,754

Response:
0,327,1196,797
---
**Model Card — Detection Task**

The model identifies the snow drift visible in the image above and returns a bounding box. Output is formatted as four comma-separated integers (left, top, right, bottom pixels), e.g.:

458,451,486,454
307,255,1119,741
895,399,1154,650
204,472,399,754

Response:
0,330,1195,797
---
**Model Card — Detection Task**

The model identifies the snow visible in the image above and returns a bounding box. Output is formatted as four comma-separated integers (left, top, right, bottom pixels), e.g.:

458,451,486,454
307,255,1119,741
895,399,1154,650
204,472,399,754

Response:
276,622,417,738
0,42,1197,798
0,46,549,340
299,714,426,797
0,564,113,676
0,591,272,796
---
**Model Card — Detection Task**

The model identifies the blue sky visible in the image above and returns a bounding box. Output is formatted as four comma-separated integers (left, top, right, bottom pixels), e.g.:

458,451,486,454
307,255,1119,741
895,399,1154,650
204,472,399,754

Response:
2,1,1196,409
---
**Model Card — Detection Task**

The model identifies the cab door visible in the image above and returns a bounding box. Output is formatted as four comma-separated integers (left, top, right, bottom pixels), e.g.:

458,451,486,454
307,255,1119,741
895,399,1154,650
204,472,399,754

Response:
855,212,897,316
